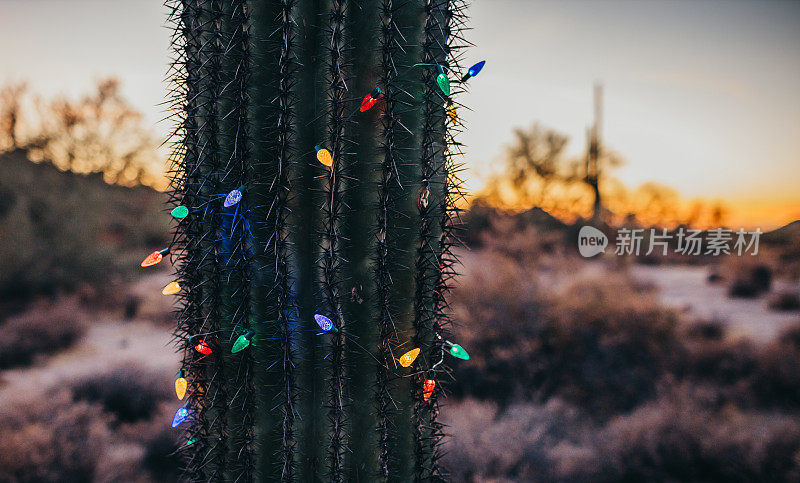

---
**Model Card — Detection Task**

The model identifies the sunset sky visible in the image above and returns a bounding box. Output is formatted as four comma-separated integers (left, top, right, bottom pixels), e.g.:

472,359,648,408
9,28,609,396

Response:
0,0,798,228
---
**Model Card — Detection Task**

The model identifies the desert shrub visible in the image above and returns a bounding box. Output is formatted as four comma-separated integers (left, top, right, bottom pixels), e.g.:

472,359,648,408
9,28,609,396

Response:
443,391,800,482
0,298,84,368
0,391,110,482
671,322,800,411
728,278,761,298
537,275,681,416
449,250,546,405
451,254,681,415
768,291,800,311
71,365,172,423
750,326,800,409
142,427,182,482
726,262,773,298
0,149,168,300
675,336,758,387
441,399,589,482
684,319,725,341
594,392,800,482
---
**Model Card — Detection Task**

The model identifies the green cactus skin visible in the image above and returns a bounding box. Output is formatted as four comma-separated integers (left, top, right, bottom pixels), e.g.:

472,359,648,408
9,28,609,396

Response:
167,0,469,480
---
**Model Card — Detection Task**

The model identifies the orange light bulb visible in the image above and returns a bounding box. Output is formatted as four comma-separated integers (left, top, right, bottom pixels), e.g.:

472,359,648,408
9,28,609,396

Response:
398,348,420,368
141,248,169,267
315,146,333,167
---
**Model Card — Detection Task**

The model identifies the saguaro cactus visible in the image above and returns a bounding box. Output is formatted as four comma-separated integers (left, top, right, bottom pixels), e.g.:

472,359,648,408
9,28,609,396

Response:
164,0,470,480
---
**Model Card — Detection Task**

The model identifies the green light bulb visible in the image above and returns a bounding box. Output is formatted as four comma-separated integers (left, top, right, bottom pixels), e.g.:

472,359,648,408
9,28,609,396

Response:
449,344,469,360
231,329,254,353
436,73,450,96
171,206,189,219
186,437,197,446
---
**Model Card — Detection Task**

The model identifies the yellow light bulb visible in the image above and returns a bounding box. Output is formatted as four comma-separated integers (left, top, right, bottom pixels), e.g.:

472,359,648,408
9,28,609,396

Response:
398,348,420,368
175,376,187,400
448,103,457,123
162,281,181,295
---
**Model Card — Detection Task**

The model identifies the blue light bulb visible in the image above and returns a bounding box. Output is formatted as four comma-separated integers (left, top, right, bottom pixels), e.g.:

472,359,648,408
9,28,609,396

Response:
314,314,337,333
172,405,191,428
461,60,486,82
224,186,244,207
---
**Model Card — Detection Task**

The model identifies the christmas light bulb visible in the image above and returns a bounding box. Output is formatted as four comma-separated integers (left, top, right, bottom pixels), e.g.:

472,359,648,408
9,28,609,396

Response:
186,438,197,446
162,281,181,295
175,371,187,400
398,348,420,367
448,343,469,360
460,60,486,82
141,248,169,267
423,378,436,401
436,73,450,96
171,206,189,219
314,314,337,333
232,329,255,353
224,186,244,207
194,339,212,355
447,102,457,123
359,87,381,112
315,146,333,167
172,405,191,428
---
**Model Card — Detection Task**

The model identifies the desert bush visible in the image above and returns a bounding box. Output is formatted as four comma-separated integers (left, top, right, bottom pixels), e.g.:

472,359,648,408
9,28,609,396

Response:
0,298,84,368
672,322,800,411
441,398,589,482
537,275,681,416
768,291,800,311
142,426,182,482
451,258,681,415
0,390,110,482
450,250,546,405
443,390,800,482
684,319,725,340
71,364,172,423
728,278,761,298
751,326,800,410
726,260,773,298
0,149,168,301
593,391,800,482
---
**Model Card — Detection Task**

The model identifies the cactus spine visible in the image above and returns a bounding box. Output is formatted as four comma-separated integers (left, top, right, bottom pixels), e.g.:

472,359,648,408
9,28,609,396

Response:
167,0,469,480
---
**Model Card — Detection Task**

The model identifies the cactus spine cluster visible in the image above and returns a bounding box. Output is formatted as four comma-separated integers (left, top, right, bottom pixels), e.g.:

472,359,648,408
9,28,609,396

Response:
166,0,469,480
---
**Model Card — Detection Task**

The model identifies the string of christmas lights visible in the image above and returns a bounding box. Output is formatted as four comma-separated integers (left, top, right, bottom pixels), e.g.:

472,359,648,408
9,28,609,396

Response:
155,59,485,442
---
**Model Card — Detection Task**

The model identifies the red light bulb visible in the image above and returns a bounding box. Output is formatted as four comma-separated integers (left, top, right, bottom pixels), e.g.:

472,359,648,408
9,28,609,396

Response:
423,379,436,401
360,94,377,112
359,87,382,112
194,339,212,355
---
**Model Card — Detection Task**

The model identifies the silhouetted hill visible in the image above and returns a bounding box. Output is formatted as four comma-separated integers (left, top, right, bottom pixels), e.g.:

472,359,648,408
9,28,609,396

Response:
763,220,800,245
0,149,168,299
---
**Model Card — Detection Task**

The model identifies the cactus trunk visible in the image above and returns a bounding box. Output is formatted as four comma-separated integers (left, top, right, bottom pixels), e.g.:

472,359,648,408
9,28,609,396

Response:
167,0,468,480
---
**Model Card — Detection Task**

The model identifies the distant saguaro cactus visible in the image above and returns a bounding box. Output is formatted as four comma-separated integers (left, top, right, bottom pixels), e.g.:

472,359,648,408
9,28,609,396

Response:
165,0,470,480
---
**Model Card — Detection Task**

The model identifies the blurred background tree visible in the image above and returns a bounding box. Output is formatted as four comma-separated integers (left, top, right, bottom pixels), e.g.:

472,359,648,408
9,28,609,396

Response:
0,80,167,301
0,78,165,188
